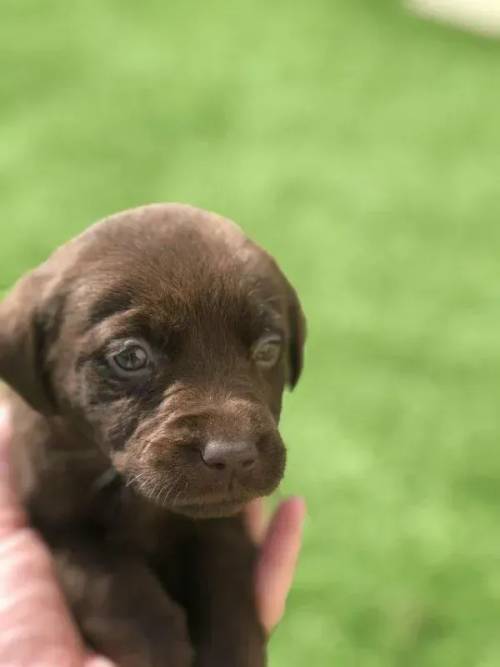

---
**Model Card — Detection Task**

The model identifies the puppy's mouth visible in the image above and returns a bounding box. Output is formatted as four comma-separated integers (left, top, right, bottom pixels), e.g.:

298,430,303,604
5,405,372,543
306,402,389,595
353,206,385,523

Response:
122,467,264,518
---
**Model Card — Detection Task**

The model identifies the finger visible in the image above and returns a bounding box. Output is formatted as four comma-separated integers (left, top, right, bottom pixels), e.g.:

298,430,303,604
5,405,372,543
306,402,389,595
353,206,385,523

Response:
243,497,268,545
0,405,28,537
0,526,89,666
254,496,306,634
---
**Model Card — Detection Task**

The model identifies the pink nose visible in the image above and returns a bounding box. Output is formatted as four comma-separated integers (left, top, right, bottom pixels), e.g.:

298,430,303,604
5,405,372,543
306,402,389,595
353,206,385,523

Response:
200,440,258,473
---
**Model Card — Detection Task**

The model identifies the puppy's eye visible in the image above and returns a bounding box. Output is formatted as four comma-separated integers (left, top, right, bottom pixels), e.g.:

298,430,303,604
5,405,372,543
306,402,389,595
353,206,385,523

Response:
252,336,282,369
109,341,150,375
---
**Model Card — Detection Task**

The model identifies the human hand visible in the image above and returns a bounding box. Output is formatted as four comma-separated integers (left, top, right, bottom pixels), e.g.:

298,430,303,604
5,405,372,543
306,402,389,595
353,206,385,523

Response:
0,405,305,665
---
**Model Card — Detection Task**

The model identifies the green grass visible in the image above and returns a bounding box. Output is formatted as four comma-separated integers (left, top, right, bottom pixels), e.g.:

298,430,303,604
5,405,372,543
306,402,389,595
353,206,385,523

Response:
1,1,500,664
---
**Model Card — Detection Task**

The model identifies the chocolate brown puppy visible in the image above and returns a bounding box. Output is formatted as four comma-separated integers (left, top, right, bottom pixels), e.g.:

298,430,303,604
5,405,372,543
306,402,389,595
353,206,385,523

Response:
0,204,305,667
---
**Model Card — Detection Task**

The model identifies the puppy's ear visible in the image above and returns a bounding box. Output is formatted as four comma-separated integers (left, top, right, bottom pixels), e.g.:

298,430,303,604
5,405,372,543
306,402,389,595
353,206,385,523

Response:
285,281,306,389
0,267,63,414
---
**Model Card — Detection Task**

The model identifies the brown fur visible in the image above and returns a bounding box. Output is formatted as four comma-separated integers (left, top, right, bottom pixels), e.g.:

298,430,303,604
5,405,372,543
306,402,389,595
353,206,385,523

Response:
0,204,305,667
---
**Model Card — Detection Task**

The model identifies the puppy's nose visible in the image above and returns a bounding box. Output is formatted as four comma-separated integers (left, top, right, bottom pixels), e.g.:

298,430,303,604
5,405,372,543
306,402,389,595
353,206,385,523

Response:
201,440,258,472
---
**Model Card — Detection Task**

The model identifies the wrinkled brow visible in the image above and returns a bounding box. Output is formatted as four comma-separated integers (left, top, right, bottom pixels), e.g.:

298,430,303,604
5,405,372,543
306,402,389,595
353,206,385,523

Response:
82,278,286,345
86,288,135,331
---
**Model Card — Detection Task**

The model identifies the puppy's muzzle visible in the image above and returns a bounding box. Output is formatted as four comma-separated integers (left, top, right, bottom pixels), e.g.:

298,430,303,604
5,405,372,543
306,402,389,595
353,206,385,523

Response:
122,395,286,515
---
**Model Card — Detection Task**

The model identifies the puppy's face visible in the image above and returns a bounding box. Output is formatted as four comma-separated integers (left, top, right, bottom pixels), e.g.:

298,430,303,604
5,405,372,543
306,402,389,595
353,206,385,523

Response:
0,205,305,518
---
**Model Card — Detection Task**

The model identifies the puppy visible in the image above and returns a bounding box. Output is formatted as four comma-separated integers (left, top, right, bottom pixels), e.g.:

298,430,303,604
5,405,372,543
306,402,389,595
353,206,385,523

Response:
0,204,305,667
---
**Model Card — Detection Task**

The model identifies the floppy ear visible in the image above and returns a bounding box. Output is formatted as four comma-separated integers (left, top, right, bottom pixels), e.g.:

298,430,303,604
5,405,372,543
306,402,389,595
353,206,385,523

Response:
286,281,306,389
0,267,62,414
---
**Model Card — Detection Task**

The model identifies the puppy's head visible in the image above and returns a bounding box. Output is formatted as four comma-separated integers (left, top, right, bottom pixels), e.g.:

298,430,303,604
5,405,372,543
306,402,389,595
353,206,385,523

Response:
0,204,306,517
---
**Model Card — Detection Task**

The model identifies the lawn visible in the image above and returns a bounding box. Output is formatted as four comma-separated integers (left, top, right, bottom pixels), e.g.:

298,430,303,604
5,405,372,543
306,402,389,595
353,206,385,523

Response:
1,1,500,665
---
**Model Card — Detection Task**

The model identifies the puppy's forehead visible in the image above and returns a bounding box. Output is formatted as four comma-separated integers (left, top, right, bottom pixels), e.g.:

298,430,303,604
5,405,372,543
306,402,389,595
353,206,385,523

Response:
79,204,248,267
66,204,286,328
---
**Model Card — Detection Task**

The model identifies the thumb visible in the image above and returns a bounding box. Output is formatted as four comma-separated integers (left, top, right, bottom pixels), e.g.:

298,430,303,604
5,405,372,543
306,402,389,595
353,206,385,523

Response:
254,496,306,634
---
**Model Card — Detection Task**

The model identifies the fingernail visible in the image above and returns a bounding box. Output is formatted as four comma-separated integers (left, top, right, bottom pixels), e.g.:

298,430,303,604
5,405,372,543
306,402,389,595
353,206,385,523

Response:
288,496,308,523
289,495,307,511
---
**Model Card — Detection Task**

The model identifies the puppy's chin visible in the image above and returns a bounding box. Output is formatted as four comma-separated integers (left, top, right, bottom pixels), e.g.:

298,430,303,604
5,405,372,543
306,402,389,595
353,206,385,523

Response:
171,500,247,519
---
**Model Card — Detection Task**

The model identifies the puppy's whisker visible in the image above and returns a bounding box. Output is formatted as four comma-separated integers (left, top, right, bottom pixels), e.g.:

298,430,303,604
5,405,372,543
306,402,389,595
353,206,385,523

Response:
147,469,185,507
159,474,180,505
172,477,188,507
126,470,151,489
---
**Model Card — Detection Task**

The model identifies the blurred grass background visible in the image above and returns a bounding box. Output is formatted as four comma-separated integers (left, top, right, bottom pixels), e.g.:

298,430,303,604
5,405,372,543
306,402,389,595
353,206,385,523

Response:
1,0,500,665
